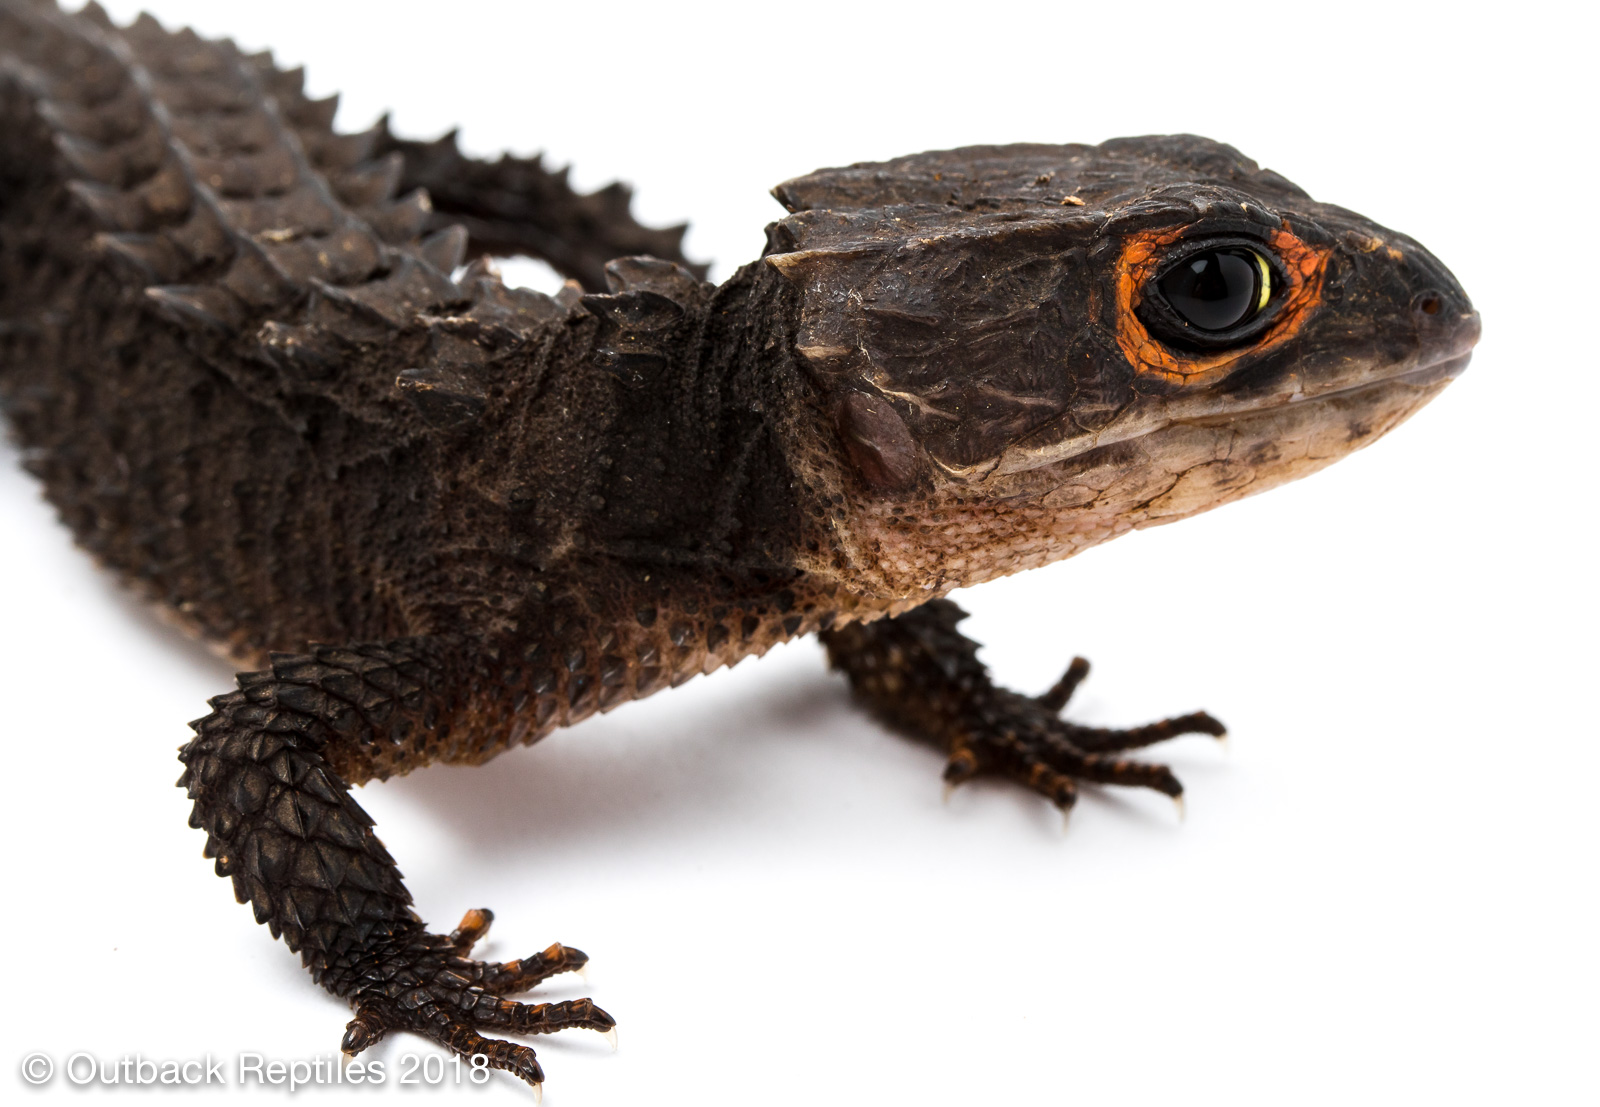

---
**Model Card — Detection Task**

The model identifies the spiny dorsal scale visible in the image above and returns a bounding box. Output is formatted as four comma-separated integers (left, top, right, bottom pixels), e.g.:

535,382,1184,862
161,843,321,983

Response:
369,188,432,244
262,62,305,99
580,181,636,223
52,131,122,184
147,72,254,115
554,281,585,311
446,262,570,336
260,226,384,288
394,366,487,430
162,201,232,267
422,328,498,374
603,255,712,309
135,160,194,223
105,125,170,184
304,122,385,175
256,321,345,381
295,92,339,132
332,152,405,208
218,239,298,311
94,231,185,282
309,255,461,329
65,179,145,231
425,128,461,156
47,93,142,145
216,187,340,238
145,284,246,333
31,96,92,140
582,286,692,380
168,109,279,158
78,0,114,27
190,146,302,199
418,225,468,274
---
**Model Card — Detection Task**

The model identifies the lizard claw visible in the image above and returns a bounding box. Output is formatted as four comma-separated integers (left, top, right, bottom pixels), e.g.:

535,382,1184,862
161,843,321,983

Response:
448,907,495,953
1037,656,1091,713
937,669,1219,816
823,602,1223,825
339,911,611,1092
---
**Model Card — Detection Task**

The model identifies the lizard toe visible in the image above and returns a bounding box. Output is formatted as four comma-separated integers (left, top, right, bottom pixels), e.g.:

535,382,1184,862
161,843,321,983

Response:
952,683,1204,810
340,916,611,1092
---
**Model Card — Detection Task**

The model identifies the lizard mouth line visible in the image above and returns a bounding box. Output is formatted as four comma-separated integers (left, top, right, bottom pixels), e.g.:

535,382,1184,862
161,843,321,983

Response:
1201,347,1473,422
1149,352,1471,443
997,345,1474,479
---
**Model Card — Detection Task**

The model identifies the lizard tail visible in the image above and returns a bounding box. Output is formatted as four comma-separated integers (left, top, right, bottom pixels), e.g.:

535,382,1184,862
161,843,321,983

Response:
373,118,705,293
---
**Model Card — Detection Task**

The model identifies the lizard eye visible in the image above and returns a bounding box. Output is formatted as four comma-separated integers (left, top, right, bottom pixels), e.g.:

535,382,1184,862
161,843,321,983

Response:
1159,247,1272,332
1138,243,1281,351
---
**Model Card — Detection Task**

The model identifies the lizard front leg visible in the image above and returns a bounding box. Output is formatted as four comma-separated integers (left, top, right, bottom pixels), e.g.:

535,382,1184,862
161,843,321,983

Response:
176,637,611,1092
821,600,1226,818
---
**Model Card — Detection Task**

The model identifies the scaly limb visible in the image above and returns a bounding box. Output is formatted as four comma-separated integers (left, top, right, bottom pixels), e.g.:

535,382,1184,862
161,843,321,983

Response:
820,600,1226,819
177,638,612,1093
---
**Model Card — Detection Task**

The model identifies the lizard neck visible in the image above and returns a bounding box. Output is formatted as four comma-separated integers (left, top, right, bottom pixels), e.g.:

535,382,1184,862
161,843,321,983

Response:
577,260,998,629
572,261,819,580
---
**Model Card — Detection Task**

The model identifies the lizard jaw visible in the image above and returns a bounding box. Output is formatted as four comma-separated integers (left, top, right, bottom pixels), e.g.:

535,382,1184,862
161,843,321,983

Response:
991,309,1479,482
816,352,1465,605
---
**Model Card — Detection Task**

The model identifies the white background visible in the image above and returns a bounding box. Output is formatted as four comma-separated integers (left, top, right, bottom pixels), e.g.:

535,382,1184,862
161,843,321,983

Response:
4,1,1595,1104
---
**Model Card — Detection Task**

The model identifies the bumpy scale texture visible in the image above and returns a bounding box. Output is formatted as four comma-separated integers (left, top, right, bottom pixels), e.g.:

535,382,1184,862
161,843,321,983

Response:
0,0,1478,1090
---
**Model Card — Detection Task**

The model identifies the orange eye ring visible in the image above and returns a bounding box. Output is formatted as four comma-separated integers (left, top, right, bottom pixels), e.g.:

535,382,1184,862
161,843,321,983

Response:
1113,223,1330,387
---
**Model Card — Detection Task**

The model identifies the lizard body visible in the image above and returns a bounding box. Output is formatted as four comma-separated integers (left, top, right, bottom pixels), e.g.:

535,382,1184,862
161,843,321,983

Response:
0,0,1478,1089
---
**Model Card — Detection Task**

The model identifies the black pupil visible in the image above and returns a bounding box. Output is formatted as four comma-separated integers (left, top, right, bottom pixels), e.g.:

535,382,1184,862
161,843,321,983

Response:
1158,248,1265,332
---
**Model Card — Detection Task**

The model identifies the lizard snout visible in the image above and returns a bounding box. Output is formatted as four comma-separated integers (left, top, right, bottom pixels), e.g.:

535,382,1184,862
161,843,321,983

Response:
1413,289,1480,378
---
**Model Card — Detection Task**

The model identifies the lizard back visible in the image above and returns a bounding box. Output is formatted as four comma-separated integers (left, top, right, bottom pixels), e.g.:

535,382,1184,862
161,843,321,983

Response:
0,0,598,662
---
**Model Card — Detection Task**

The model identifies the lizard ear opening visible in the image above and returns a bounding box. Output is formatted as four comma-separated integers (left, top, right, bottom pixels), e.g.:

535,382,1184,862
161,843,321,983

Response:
835,392,922,492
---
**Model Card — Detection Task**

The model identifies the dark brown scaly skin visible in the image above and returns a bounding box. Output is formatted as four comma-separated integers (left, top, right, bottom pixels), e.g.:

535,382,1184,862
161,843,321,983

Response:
0,0,1479,1091
822,599,1226,816
372,119,707,294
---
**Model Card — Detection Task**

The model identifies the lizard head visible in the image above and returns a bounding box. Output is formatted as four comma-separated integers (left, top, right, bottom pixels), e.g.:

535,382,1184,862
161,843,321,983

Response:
763,136,1479,603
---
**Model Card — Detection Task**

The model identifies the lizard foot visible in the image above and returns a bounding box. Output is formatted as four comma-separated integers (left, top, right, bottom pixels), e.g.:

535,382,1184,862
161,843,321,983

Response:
339,908,614,1093
943,656,1226,817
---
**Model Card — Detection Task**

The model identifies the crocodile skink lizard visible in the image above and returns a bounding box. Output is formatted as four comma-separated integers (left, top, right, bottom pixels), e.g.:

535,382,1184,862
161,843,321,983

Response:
0,0,1479,1091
